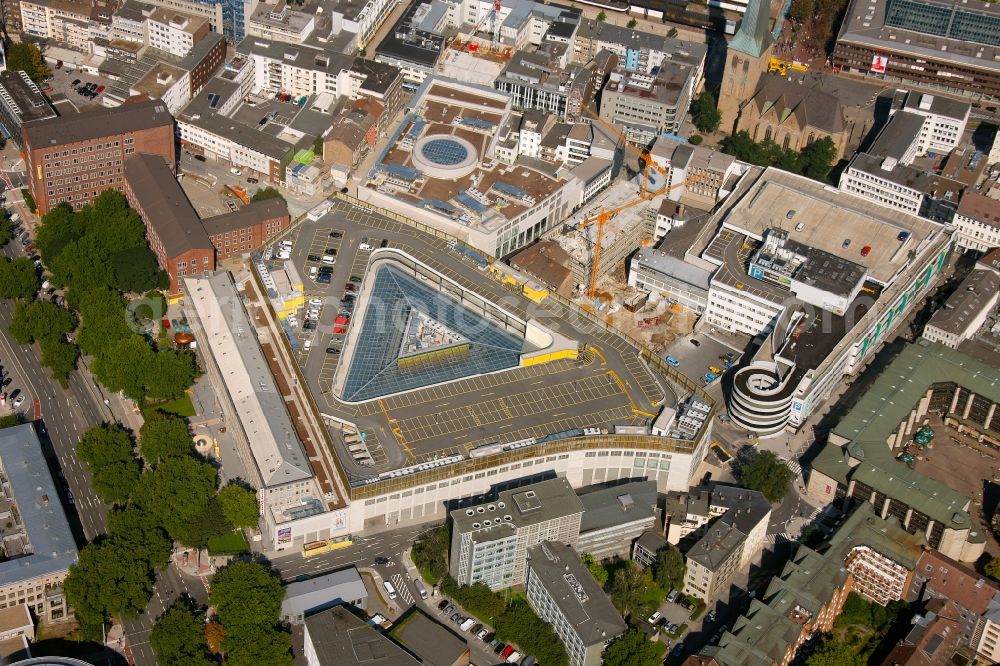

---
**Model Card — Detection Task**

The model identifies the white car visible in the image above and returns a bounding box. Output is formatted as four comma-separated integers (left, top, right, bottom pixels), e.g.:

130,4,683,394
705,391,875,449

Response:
321,255,336,265
279,240,293,249
358,242,373,251
230,167,243,176
12,395,24,409
275,251,291,260
286,315,298,328
308,298,323,307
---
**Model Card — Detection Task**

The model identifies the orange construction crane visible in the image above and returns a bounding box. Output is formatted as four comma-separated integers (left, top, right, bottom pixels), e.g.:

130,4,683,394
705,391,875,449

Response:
578,171,708,298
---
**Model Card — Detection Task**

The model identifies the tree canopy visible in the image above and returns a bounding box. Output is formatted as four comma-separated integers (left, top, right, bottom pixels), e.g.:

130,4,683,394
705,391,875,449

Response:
5,42,49,82
411,524,450,583
8,299,75,344
76,424,141,504
494,601,569,666
602,629,667,666
653,546,686,593
64,537,156,634
0,257,39,301
610,562,653,618
721,131,839,183
582,553,609,587
0,216,13,247
139,411,194,464
132,456,218,542
250,187,285,204
92,336,196,401
736,450,795,503
151,601,215,666
218,483,260,529
210,561,293,666
692,91,722,134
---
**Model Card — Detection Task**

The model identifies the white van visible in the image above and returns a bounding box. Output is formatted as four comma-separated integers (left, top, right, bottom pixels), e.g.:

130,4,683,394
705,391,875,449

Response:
383,581,397,600
359,239,373,251
321,255,336,265
303,339,312,352
230,167,242,176
414,580,428,600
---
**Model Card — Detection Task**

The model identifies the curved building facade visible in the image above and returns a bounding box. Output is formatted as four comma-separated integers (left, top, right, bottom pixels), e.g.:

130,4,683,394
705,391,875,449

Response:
728,361,798,437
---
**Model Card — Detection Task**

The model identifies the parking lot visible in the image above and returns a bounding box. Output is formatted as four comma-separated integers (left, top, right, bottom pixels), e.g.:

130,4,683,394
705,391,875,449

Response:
44,65,115,112
261,201,681,479
662,331,742,388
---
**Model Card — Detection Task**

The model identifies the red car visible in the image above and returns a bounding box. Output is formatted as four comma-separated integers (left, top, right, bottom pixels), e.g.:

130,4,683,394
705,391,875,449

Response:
344,283,355,292
860,245,872,257
96,85,105,93
333,326,347,334
501,646,515,660
335,316,350,325
162,318,171,329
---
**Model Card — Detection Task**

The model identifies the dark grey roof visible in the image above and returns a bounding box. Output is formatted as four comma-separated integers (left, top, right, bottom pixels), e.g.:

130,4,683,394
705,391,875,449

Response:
202,198,289,236
526,542,627,646
748,76,845,134
124,154,212,256
374,2,445,70
24,98,172,148
281,566,368,618
925,268,1000,336
685,520,745,571
684,484,771,571
388,609,469,666
704,485,772,535
304,606,421,666
178,32,225,72
579,480,658,534
901,91,970,122
0,71,57,125
452,477,583,542
848,152,929,191
352,57,402,96
0,425,78,587
869,110,925,160
634,530,668,556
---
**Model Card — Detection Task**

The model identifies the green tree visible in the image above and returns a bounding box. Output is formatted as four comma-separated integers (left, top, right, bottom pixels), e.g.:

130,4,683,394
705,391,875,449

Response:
139,411,193,464
106,506,173,571
39,337,78,380
986,557,1000,582
77,424,141,504
35,204,83,263
111,246,163,293
64,538,155,635
0,414,18,429
133,456,218,542
602,629,667,666
689,135,703,145
210,561,285,633
0,257,39,300
653,546,686,593
788,0,816,22
627,18,638,27
805,634,865,666
692,91,722,133
411,524,451,583
736,450,795,503
250,187,285,204
667,27,678,37
801,136,838,181
610,562,650,618
5,42,50,82
0,216,13,247
174,497,232,551
224,626,293,666
494,601,568,666
581,553,608,587
596,10,607,21
145,349,197,401
7,299,75,344
218,483,260,529
151,601,213,666
92,335,155,399
76,287,134,357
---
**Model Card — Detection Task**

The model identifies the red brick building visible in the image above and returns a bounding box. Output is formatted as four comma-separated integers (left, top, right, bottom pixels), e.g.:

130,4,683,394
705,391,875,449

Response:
122,154,291,294
123,154,215,295
23,98,175,215
202,199,290,261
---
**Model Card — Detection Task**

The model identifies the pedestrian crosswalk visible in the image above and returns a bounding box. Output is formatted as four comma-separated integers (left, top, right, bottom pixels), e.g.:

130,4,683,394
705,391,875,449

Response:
781,457,802,476
392,573,415,607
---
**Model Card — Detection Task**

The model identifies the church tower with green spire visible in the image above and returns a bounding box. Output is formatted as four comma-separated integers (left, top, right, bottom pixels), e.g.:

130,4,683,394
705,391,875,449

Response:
718,0,774,132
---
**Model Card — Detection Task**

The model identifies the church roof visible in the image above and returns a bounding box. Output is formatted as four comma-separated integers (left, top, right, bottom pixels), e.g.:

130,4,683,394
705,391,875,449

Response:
747,76,845,134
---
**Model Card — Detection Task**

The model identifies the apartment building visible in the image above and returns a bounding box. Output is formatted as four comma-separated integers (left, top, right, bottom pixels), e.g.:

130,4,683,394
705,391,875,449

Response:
576,481,659,560
649,137,743,204
141,0,224,36
572,19,707,80
494,50,591,121
632,531,669,569
20,0,92,51
22,99,175,215
898,91,970,157
953,191,1000,254
680,487,770,601
0,425,79,623
0,71,57,151
246,0,315,43
123,154,215,294
449,478,584,589
526,542,627,666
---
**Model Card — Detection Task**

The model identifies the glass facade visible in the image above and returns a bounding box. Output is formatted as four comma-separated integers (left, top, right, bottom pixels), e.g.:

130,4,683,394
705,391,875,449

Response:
884,0,1000,46
342,264,523,402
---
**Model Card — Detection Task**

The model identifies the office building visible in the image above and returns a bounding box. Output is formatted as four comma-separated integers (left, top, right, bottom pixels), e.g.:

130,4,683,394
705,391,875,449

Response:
572,19,707,79
598,61,699,142
183,271,348,550
280,566,368,623
954,192,1000,254
681,487,771,601
449,477,584,589
146,6,211,56
807,341,995,562
123,154,215,294
303,606,421,666
202,198,290,260
526,542,627,666
0,425,79,623
576,481,659,559
688,167,951,435
373,0,447,85
22,99,175,215
882,598,961,666
649,137,744,205
922,268,999,348
0,71,57,150
832,0,1000,101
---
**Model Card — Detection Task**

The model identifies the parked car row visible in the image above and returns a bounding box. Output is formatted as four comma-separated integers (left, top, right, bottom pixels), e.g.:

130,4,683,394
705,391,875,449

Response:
434,599,526,663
